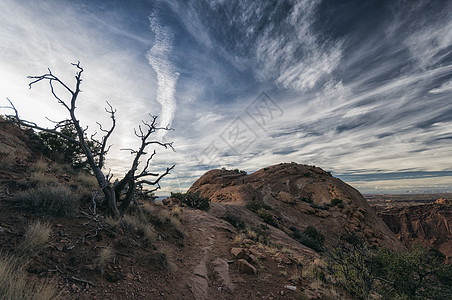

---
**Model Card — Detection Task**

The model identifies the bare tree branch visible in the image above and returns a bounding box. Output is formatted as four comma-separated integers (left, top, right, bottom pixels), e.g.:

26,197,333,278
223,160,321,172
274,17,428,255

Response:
137,165,175,186
3,98,81,146
2,62,175,218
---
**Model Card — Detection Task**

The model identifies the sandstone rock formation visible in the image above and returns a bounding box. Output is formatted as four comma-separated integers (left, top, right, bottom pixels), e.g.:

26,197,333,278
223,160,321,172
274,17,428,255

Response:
375,202,452,262
188,163,403,251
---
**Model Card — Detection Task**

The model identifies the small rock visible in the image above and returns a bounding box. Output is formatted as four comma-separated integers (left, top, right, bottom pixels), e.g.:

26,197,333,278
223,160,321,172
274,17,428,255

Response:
248,254,259,264
231,247,247,259
71,284,80,293
284,285,297,291
237,259,257,275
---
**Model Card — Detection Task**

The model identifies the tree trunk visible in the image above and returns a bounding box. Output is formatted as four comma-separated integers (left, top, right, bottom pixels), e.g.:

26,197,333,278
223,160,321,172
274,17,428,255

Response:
103,185,120,219
119,180,136,215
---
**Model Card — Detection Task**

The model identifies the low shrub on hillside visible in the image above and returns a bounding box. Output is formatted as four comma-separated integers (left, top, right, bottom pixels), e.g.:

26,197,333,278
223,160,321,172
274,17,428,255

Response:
28,171,58,187
223,212,246,230
245,200,271,213
120,214,157,245
257,208,279,228
327,234,452,299
171,191,210,210
330,198,344,208
19,221,51,258
298,195,313,203
246,224,270,245
17,186,78,217
291,226,325,252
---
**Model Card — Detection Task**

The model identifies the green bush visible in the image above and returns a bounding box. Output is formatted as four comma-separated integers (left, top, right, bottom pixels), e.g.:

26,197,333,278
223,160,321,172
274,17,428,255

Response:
291,226,325,252
298,196,313,203
246,224,270,244
327,234,452,299
373,246,452,299
223,213,246,230
246,200,271,213
171,191,210,210
37,120,100,170
257,208,278,228
17,186,78,217
330,198,344,208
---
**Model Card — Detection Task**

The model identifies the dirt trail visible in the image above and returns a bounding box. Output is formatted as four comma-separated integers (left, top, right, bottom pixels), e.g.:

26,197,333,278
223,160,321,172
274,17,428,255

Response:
172,209,236,300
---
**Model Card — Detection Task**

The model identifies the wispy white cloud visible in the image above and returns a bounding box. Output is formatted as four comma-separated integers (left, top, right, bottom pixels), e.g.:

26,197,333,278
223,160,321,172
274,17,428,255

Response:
147,12,179,131
405,20,452,69
254,0,342,91
429,80,452,94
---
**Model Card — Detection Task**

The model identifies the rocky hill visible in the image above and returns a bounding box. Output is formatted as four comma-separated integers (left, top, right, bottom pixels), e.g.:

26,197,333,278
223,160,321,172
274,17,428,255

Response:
188,164,403,251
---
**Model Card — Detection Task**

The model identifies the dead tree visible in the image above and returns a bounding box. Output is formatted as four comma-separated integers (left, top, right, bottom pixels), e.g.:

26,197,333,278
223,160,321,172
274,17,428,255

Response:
3,62,175,218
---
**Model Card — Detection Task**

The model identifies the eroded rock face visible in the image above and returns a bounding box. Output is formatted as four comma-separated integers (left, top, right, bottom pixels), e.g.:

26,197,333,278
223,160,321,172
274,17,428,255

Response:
375,203,452,262
189,163,404,251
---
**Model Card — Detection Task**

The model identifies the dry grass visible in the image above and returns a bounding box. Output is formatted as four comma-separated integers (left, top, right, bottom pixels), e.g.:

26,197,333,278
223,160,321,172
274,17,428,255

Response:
17,186,78,217
19,221,51,258
29,171,58,187
168,214,181,230
135,202,182,234
75,172,98,189
158,245,178,273
289,265,302,283
0,254,59,300
97,246,113,274
0,150,15,169
30,158,48,173
121,214,156,244
49,162,74,174
171,206,182,219
245,228,258,240
234,234,245,244
105,216,121,231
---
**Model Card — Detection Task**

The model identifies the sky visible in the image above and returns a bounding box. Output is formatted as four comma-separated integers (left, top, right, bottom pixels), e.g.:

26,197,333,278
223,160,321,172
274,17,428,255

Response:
1,0,452,195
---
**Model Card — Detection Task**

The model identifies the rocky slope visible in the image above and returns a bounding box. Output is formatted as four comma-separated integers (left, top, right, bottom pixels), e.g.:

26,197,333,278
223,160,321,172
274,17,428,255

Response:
188,164,404,251
375,202,452,262
0,119,411,299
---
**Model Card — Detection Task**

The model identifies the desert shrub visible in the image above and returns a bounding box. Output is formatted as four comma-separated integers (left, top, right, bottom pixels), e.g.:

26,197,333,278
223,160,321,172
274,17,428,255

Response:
327,234,452,299
171,191,210,210
327,234,376,299
223,212,246,230
246,200,271,213
291,226,325,252
233,168,247,175
17,186,78,217
37,120,100,170
257,208,279,228
28,171,58,187
30,158,48,173
298,195,313,203
121,213,158,245
246,224,270,244
0,255,59,299
330,198,344,208
97,246,114,274
18,221,51,258
373,246,452,299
